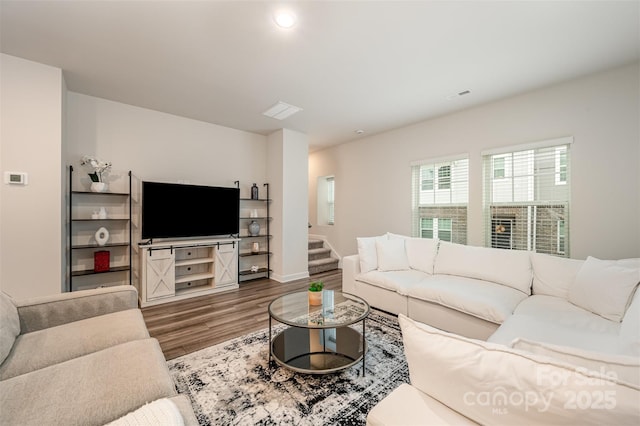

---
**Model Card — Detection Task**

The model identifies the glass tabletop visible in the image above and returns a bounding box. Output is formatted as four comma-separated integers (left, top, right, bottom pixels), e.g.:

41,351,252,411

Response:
268,290,370,328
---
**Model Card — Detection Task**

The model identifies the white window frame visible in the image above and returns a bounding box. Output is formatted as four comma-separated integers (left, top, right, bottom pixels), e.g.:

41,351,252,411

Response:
327,176,335,225
411,154,468,243
482,136,572,257
316,175,335,226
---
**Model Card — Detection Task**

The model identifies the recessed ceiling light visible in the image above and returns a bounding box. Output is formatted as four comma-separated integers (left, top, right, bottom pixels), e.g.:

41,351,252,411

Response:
262,101,303,120
274,11,296,29
355,129,365,135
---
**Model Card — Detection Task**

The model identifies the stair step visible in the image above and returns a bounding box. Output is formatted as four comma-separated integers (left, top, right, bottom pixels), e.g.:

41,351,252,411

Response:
308,247,331,261
308,257,339,275
308,239,324,250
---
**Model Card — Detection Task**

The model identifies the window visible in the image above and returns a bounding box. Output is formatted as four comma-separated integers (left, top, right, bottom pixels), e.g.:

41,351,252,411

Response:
555,146,567,185
327,177,335,225
437,165,451,189
411,156,468,243
483,137,572,256
438,218,452,242
493,156,506,179
557,220,566,254
421,167,434,191
317,175,335,226
420,218,452,241
420,218,433,238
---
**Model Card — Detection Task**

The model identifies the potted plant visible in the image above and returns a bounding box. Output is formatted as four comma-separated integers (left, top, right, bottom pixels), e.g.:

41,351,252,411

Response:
308,281,323,305
81,155,112,192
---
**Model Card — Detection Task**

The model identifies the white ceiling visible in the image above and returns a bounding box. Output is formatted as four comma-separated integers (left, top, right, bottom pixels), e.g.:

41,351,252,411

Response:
1,1,638,151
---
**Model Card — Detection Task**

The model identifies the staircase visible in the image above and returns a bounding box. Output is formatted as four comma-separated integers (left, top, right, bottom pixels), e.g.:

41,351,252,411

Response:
308,239,339,275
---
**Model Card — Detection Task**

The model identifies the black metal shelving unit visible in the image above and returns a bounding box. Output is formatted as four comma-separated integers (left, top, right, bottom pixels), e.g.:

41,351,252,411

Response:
235,182,271,282
68,166,132,291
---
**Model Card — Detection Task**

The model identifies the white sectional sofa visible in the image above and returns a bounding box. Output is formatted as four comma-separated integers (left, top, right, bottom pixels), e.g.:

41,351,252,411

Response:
342,233,640,425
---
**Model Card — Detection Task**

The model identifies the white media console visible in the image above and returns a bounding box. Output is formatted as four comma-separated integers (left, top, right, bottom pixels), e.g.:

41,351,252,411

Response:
138,238,239,307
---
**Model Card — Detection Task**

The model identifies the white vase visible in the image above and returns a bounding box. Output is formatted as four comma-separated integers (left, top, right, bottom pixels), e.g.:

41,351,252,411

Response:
95,227,109,246
90,182,107,192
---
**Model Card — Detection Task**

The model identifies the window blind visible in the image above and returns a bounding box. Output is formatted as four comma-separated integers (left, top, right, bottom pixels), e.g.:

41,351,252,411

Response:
482,139,571,256
411,156,468,243
327,176,335,225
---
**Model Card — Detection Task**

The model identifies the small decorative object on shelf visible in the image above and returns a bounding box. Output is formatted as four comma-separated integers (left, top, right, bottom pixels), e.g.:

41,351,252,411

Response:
308,281,324,305
249,220,260,236
250,209,258,218
94,251,110,272
250,265,260,273
98,207,107,219
81,155,112,192
95,227,109,246
252,242,260,253
251,183,259,200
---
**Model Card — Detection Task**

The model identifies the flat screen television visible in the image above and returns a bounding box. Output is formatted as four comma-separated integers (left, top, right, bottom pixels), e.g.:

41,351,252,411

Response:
142,181,239,240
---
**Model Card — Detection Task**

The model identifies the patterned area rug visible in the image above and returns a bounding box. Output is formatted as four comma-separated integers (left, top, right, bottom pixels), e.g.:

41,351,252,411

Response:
168,310,409,425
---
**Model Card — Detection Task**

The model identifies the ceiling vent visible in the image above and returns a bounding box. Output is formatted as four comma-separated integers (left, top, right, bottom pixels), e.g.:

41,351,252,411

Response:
262,101,303,120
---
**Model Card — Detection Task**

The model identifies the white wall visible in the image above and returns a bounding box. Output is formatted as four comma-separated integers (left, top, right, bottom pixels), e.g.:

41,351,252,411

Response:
267,129,309,282
1,54,65,298
65,92,270,287
309,63,640,261
66,92,267,190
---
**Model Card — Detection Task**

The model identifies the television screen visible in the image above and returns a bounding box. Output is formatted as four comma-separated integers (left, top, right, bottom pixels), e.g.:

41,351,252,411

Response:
142,181,239,240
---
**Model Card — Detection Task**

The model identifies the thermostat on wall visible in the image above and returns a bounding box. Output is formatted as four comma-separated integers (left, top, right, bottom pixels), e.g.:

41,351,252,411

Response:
4,172,28,185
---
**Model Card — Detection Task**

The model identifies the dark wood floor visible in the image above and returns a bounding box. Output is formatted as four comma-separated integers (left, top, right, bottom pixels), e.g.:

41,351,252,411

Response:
141,270,342,360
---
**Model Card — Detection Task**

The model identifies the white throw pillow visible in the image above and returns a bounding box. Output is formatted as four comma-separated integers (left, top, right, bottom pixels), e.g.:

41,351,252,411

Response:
356,235,387,273
376,238,410,272
405,237,439,274
399,314,640,425
531,252,584,299
434,241,532,294
511,338,640,386
568,257,640,322
387,233,439,274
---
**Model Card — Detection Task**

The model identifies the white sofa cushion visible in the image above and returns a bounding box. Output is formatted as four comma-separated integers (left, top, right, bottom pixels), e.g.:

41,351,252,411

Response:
619,289,640,356
531,252,583,299
514,295,621,335
356,235,387,273
356,270,426,296
434,241,532,294
376,238,410,271
0,292,20,365
399,314,640,425
568,257,640,322
366,383,478,426
511,338,640,387
406,275,528,324
488,314,620,354
388,233,439,274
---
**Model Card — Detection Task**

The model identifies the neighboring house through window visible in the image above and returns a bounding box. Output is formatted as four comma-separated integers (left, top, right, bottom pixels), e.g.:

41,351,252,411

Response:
412,155,468,243
482,137,572,256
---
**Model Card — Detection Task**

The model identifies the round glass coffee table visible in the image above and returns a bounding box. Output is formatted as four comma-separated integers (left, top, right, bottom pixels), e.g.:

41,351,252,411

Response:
268,290,370,375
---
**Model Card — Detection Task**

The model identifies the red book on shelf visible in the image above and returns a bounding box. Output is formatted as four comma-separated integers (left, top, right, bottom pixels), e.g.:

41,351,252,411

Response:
94,251,110,272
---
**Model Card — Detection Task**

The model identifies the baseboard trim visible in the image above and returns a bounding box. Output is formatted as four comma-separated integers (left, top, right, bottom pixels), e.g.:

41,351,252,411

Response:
270,271,310,283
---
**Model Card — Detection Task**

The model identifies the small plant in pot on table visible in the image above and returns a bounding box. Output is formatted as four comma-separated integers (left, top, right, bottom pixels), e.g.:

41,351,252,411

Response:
308,281,323,305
